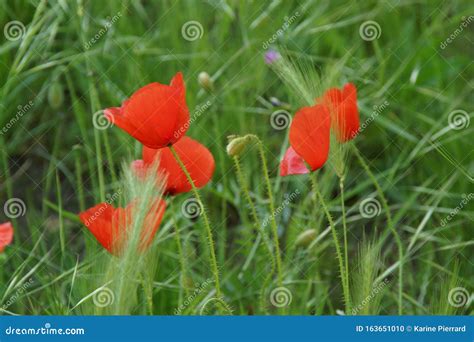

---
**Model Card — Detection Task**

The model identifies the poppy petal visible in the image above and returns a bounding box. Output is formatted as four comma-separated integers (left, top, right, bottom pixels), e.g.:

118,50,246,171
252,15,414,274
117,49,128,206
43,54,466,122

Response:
280,147,309,176
0,222,14,253
79,200,166,255
79,203,115,253
104,72,190,149
289,104,331,171
143,136,215,195
323,83,359,142
141,199,166,250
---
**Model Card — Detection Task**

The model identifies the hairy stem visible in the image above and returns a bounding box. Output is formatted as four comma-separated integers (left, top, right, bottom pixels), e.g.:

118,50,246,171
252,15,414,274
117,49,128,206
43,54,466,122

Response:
251,136,283,286
233,155,275,312
339,176,351,311
311,173,350,312
169,146,222,299
353,145,403,315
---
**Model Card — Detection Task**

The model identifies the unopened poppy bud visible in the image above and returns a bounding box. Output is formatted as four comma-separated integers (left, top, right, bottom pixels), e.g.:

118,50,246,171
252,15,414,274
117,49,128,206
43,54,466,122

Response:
48,81,64,109
226,135,252,157
198,72,213,92
295,229,317,247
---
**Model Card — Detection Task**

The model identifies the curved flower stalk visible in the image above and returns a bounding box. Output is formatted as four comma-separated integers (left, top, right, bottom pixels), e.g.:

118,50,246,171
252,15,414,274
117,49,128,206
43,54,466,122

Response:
228,135,277,312
227,134,284,299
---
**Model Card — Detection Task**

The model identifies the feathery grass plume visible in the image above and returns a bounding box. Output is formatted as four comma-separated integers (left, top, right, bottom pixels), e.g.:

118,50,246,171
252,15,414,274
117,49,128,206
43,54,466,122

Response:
270,49,322,108
432,261,467,315
350,240,386,315
91,159,167,315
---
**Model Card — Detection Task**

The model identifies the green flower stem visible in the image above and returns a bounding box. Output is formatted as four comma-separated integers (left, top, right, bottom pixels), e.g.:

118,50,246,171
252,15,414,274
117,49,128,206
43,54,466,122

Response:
352,145,403,315
169,145,222,299
339,176,351,311
233,155,275,312
170,200,190,299
250,135,283,286
311,173,350,313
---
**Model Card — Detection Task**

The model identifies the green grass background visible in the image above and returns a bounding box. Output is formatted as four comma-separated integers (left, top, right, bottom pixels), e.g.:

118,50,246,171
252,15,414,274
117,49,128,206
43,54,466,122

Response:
0,0,472,315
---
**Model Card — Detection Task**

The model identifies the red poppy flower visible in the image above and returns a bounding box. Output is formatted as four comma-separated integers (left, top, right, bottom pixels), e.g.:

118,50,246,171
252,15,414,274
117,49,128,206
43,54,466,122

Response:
104,72,190,149
280,146,309,176
0,222,14,252
79,200,166,255
322,83,359,142
288,104,331,172
134,136,215,195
